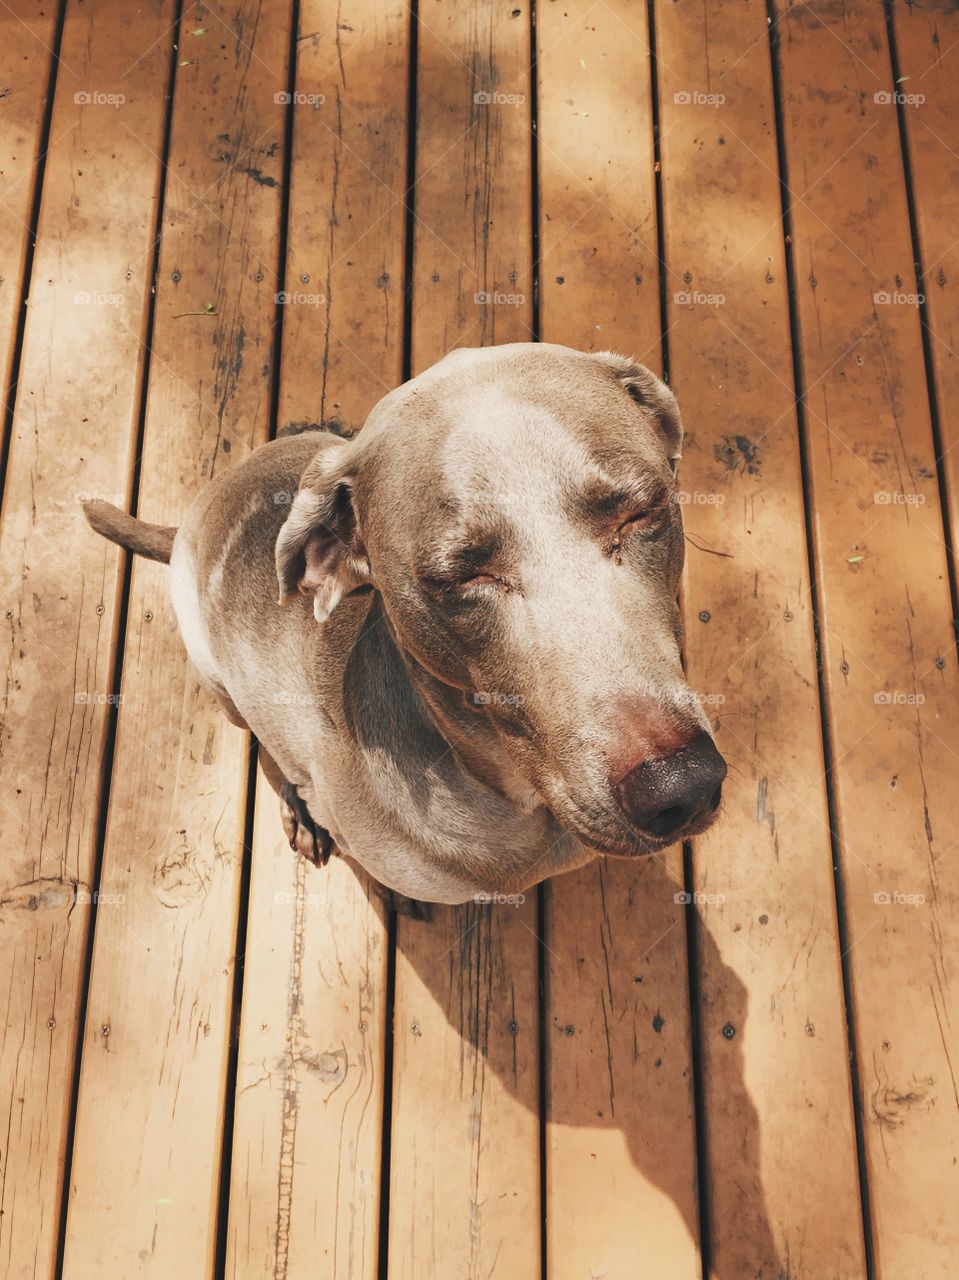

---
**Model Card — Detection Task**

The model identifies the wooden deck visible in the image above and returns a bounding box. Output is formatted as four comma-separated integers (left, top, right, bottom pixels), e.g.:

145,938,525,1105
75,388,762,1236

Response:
2,0,958,1276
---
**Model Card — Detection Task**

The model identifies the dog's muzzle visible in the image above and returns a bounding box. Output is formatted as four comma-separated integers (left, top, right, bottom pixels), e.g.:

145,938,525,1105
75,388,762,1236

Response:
614,732,727,840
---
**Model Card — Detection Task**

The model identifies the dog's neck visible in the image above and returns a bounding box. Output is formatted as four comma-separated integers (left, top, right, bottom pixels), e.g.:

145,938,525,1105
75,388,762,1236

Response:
399,651,543,811
350,594,542,811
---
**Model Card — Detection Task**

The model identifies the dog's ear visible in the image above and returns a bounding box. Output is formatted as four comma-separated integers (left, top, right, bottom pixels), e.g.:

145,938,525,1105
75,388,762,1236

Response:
276,455,371,622
593,351,683,471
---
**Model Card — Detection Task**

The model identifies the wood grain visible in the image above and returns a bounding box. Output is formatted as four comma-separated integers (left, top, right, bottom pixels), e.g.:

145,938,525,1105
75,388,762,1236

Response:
656,1,868,1274
386,3,540,1275
0,3,175,1274
227,774,388,1280
277,0,411,430
0,1,60,431
891,1,959,564
61,3,290,1274
775,1,959,1272
226,3,408,1273
535,3,703,1275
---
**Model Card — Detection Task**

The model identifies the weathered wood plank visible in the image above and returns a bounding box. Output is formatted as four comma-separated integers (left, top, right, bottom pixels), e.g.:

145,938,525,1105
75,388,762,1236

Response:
0,1,60,433
386,3,540,1275
656,1,868,1274
226,3,408,1273
891,1,959,563
277,0,411,430
61,4,291,1274
0,3,175,1275
227,775,388,1280
775,1,959,1273
535,3,704,1275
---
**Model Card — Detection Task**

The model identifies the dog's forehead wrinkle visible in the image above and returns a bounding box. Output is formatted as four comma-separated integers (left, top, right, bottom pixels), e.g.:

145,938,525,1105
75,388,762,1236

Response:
439,394,596,503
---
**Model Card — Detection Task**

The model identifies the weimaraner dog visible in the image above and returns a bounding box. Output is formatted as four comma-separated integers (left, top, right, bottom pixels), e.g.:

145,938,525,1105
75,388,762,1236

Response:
85,343,726,913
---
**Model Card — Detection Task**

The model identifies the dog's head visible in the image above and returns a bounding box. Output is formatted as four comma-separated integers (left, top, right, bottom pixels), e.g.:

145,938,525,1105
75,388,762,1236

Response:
276,343,725,857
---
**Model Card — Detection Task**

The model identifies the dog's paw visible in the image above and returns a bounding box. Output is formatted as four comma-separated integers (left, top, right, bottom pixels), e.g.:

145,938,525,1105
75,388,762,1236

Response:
280,782,333,867
378,886,433,922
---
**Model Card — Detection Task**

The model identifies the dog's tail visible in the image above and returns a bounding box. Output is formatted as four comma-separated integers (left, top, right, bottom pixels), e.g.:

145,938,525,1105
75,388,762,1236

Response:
82,500,176,564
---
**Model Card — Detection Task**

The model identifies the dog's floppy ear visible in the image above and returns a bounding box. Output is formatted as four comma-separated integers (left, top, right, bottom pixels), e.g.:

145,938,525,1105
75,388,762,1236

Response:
276,453,371,622
593,351,683,471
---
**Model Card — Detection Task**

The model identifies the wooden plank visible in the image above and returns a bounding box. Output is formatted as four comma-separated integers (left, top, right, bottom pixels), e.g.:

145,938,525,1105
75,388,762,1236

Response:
277,0,411,428
227,775,389,1280
775,1,959,1273
0,3,175,1275
891,2,959,563
535,5,703,1275
0,1,60,431
655,1,868,1274
60,5,291,1275
226,2,408,1273
386,3,540,1275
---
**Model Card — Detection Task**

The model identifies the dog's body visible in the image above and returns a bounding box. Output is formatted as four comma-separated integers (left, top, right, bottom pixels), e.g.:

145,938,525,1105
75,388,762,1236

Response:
86,344,726,905
171,430,584,902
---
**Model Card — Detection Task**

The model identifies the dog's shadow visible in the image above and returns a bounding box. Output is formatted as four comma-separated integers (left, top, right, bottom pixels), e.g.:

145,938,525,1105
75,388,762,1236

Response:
351,852,785,1276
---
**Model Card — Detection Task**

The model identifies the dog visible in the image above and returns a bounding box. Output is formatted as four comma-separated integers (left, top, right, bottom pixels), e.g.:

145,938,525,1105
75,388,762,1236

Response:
84,343,726,911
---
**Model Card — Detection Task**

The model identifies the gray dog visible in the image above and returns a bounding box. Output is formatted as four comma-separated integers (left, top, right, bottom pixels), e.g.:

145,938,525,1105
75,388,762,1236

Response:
85,343,726,911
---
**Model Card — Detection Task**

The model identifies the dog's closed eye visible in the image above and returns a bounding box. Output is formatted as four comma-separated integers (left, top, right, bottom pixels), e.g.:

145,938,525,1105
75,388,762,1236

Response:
419,569,512,595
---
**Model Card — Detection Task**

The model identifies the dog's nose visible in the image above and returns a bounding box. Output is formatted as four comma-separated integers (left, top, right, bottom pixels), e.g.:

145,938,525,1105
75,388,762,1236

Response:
615,733,727,839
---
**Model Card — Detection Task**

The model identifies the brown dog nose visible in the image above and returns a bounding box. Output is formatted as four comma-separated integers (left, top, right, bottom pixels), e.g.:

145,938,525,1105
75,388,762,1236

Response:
615,733,727,839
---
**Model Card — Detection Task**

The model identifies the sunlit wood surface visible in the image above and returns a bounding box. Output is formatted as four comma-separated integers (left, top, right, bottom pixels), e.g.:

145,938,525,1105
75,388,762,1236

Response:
1,1,957,1276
